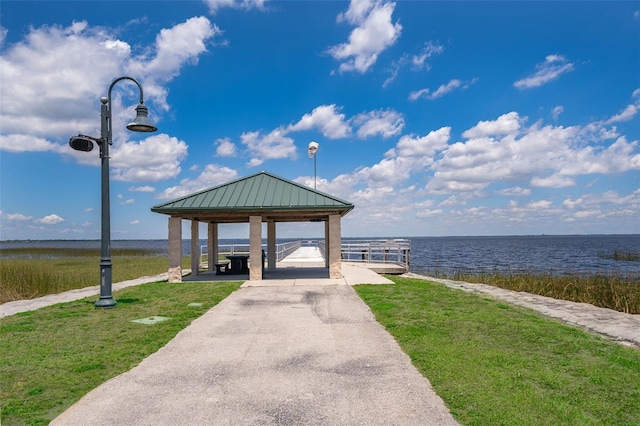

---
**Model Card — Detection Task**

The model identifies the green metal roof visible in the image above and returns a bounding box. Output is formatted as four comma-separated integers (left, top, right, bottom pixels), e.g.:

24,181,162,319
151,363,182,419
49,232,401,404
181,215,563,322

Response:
151,171,354,218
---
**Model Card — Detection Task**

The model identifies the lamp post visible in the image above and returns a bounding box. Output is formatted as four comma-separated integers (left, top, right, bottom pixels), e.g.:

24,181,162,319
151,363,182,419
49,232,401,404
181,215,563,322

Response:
308,141,319,189
69,77,157,308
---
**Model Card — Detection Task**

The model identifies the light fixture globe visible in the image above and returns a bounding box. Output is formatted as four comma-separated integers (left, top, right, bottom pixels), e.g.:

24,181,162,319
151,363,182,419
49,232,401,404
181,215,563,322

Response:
308,141,319,159
126,103,157,132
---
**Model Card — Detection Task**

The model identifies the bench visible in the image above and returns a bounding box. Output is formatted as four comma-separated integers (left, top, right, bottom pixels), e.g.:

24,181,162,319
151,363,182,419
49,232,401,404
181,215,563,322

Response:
215,262,230,274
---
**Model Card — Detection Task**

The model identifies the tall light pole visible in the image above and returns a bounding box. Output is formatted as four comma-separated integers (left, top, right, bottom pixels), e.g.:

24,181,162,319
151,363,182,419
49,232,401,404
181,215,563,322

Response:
69,77,157,308
308,141,319,189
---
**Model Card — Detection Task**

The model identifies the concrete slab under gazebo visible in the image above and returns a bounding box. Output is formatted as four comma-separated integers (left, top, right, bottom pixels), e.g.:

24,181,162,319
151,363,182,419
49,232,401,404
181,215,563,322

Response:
151,171,354,282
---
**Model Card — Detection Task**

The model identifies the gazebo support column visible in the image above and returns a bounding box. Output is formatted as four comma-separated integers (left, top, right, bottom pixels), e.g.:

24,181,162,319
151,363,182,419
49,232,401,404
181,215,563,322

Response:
267,221,276,269
208,223,218,273
328,214,342,279
191,220,199,276
324,220,330,269
168,216,182,282
249,215,262,280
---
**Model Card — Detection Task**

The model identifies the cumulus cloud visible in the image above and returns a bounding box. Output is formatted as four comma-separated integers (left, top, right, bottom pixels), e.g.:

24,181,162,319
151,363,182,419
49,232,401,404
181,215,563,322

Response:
328,0,402,73
352,109,405,138
606,104,637,124
35,214,65,225
128,185,156,192
157,164,238,199
203,0,268,14
427,112,640,194
111,134,189,182
0,211,33,221
495,186,532,197
0,134,67,153
462,112,522,138
0,18,218,185
391,127,450,158
215,137,238,157
288,104,351,139
241,128,297,167
514,54,574,89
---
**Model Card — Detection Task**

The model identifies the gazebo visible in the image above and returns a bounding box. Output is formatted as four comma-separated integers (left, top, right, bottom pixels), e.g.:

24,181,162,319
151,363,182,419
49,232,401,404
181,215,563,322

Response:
151,171,354,282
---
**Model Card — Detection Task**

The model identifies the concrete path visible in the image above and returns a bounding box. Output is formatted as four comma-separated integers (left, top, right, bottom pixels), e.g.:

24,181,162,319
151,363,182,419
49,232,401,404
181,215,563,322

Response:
51,283,458,425
405,273,640,348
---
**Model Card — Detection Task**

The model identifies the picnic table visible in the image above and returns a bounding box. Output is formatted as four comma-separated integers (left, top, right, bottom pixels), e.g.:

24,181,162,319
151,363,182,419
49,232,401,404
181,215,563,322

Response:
225,254,249,274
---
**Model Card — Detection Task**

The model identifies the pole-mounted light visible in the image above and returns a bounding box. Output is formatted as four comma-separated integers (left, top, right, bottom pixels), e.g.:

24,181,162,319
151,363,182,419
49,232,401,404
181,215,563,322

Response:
69,76,157,308
308,141,319,189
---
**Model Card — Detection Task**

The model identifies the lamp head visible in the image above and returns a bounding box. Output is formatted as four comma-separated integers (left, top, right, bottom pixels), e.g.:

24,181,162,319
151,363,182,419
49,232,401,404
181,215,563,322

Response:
308,141,319,159
126,103,157,133
69,135,95,152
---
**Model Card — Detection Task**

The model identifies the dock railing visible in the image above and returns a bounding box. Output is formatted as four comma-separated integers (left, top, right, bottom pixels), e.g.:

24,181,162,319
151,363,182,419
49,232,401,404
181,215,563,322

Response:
200,241,301,266
201,239,410,272
337,239,410,272
318,238,410,272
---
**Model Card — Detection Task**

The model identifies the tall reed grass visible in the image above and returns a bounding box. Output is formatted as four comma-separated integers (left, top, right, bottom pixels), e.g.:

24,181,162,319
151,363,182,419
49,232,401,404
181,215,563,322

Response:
443,270,640,314
0,248,184,303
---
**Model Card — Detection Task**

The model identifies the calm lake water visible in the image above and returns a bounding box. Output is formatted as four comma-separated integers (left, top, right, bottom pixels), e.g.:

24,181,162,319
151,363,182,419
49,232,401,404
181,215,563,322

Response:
1,235,639,276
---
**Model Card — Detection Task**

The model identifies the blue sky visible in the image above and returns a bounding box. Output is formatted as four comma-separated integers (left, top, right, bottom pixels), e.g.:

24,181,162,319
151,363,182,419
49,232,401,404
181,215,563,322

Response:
1,0,639,240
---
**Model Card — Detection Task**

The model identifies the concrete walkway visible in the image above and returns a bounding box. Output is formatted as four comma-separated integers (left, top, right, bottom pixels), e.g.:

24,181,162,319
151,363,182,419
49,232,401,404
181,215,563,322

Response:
405,273,640,348
51,283,458,425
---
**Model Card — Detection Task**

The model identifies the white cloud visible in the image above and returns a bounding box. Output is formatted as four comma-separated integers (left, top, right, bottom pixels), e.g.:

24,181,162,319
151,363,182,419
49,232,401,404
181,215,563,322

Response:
0,134,67,154
462,111,522,138
552,105,564,121
203,0,268,14
129,185,156,192
412,41,445,70
288,104,351,139
408,88,430,101
0,17,217,187
530,174,576,188
129,219,140,225
138,17,220,91
241,128,297,167
0,211,33,221
35,214,65,225
392,127,451,158
384,41,444,87
328,0,402,73
111,134,188,182
215,137,238,157
495,186,531,197
352,109,405,138
606,104,637,124
409,78,477,101
514,54,574,89
157,164,238,199
428,112,640,195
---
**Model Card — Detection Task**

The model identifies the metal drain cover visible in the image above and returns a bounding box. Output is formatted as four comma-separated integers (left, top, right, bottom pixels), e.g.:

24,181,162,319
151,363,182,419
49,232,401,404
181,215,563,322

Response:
130,316,171,325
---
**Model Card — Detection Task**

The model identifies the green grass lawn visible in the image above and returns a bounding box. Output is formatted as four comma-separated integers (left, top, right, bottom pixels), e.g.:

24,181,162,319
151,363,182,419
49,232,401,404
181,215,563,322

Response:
3,273,640,425
0,280,242,426
355,276,640,426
